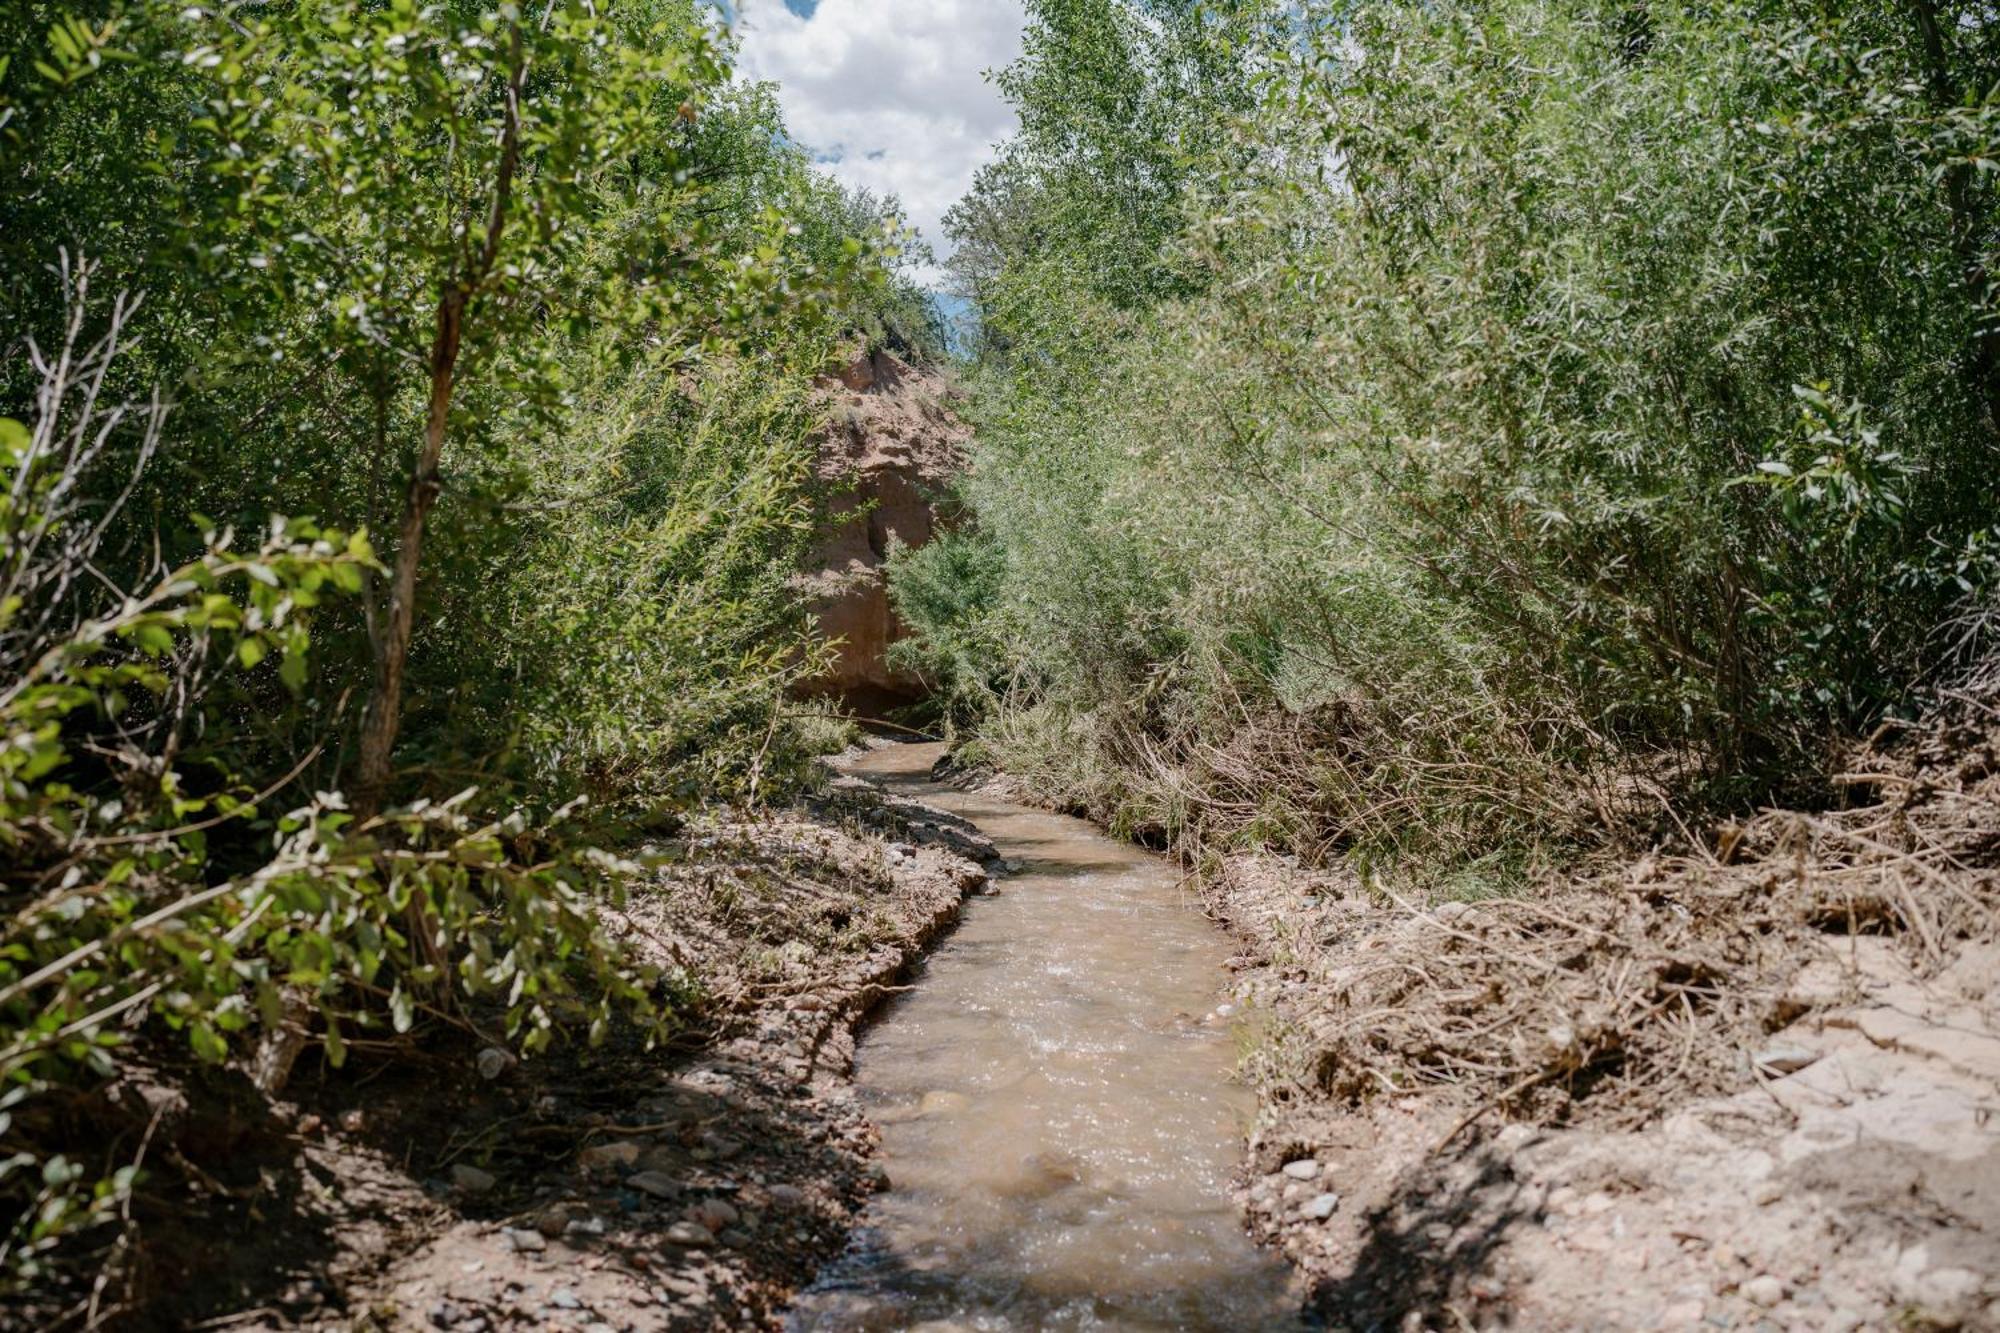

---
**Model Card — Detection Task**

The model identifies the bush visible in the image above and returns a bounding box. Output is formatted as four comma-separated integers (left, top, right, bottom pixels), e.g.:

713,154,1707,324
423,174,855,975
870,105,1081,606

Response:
893,0,2000,881
0,1,929,1297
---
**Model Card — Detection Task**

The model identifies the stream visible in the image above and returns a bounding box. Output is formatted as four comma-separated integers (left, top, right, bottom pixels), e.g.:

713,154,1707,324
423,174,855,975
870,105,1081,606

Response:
788,742,1301,1331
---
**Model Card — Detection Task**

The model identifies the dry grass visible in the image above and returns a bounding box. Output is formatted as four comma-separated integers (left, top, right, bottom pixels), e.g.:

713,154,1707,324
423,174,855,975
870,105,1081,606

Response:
1227,671,2000,1133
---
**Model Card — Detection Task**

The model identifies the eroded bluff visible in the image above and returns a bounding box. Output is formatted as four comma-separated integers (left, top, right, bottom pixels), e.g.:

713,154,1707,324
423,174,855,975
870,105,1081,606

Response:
794,348,968,713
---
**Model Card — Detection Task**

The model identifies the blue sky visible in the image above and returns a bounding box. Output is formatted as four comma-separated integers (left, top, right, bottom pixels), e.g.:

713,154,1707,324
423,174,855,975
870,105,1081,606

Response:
728,0,1027,287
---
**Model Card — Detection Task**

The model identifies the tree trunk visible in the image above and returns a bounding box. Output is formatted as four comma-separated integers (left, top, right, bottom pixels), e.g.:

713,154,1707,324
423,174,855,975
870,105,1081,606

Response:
252,31,525,1097
350,289,466,816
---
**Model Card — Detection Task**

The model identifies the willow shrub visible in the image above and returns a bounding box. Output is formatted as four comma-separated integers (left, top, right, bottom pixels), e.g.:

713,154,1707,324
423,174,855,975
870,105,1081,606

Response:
898,0,2000,875
0,0,915,1292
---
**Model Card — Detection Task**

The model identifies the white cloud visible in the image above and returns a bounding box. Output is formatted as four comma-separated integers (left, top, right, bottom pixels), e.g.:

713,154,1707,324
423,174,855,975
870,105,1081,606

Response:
731,0,1025,287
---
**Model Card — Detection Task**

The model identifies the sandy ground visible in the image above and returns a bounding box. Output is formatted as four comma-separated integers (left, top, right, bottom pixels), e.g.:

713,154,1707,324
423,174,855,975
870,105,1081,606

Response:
1225,889,2000,1331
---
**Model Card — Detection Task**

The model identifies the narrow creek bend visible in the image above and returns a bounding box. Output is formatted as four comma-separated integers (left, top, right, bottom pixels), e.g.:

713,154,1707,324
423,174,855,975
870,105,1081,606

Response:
789,742,1301,1331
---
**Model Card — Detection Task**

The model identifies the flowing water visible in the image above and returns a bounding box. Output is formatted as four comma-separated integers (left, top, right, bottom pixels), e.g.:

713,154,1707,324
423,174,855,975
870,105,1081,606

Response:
788,743,1301,1332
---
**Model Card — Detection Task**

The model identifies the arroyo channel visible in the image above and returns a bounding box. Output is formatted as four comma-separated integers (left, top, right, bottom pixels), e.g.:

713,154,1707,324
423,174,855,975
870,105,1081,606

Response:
787,742,1302,1331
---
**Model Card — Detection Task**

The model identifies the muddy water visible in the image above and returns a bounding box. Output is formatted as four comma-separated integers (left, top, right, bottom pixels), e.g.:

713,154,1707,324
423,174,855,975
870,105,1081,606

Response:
789,743,1300,1332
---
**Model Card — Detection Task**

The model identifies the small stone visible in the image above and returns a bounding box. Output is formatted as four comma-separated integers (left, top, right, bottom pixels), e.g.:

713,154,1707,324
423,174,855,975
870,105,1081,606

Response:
578,1141,642,1172
1742,1275,1786,1308
1281,1159,1321,1181
428,1301,463,1328
1751,1179,1783,1207
450,1164,496,1194
503,1228,546,1254
1907,1265,1984,1311
629,1171,679,1199
688,1198,740,1232
548,1287,582,1310
767,1184,807,1209
475,1047,514,1081
564,1215,607,1238
536,1203,579,1237
1302,1192,1341,1220
720,1227,752,1248
339,1108,366,1133
1752,1044,1820,1076
665,1220,715,1247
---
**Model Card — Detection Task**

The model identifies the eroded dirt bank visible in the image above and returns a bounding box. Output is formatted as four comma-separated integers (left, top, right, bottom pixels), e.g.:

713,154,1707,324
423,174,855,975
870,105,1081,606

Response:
107,771,1000,1333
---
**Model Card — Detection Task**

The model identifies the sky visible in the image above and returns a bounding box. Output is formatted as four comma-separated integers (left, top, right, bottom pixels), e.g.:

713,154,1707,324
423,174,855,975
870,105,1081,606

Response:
728,0,1027,287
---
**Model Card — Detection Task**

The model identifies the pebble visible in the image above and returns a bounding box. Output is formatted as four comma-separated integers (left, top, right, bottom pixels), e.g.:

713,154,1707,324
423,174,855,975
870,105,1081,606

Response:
665,1220,715,1248
1742,1275,1786,1308
1302,1192,1341,1220
1282,1159,1321,1181
548,1287,582,1310
768,1184,807,1209
1753,1044,1820,1075
578,1141,641,1171
536,1203,579,1237
688,1198,740,1232
629,1171,679,1199
450,1164,496,1194
503,1228,546,1254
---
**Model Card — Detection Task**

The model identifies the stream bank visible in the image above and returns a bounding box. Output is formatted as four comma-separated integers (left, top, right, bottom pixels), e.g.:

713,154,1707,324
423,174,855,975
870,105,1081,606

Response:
948,687,2000,1330
110,766,998,1332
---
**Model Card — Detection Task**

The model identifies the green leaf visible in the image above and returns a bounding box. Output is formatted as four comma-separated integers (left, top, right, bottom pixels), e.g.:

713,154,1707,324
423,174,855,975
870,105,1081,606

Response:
131,623,176,656
189,1022,228,1064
